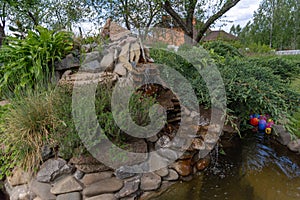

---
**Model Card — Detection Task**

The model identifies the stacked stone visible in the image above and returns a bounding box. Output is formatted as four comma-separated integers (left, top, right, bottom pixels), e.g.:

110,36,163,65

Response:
3,21,226,200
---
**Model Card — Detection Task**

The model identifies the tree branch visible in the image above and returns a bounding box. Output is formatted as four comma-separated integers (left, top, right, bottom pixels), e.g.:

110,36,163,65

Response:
162,0,192,35
195,0,241,42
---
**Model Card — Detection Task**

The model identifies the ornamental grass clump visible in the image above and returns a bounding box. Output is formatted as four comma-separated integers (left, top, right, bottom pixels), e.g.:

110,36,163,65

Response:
0,90,58,174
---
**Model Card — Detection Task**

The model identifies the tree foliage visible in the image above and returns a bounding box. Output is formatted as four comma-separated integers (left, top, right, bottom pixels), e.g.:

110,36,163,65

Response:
91,0,163,31
238,0,299,50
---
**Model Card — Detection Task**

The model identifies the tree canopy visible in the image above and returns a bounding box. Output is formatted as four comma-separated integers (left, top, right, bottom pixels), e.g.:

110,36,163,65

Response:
237,0,299,50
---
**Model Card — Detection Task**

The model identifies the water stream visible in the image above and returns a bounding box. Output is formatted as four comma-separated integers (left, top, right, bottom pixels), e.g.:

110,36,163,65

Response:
151,132,300,200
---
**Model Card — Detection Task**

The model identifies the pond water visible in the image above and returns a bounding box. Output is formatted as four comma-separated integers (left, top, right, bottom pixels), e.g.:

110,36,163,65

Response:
150,132,300,200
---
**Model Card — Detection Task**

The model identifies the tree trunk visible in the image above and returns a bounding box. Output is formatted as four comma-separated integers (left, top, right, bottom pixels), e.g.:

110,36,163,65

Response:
0,25,5,47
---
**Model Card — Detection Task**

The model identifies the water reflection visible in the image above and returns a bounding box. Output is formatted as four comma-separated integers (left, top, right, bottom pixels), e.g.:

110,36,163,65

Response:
150,132,300,200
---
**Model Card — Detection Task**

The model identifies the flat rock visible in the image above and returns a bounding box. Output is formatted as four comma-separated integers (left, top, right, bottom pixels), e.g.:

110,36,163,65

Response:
163,169,179,181
154,167,169,177
81,60,104,73
100,50,115,70
114,63,127,76
56,192,81,200
148,152,169,172
85,193,116,200
7,167,30,186
287,139,300,152
157,148,178,161
83,177,124,197
29,179,56,200
274,125,292,145
81,171,113,185
69,155,110,173
36,158,70,183
51,176,83,194
73,170,85,180
140,172,161,191
82,51,100,64
115,176,140,198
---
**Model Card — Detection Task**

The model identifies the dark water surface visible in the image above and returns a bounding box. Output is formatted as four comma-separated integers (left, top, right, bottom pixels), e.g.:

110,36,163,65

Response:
151,132,300,200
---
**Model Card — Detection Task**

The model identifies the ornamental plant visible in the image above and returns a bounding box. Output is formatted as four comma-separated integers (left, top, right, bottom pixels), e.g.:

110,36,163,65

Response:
0,26,73,96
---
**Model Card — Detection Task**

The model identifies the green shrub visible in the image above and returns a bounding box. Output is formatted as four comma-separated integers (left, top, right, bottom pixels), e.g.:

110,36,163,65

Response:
203,41,244,58
94,84,157,141
249,57,300,82
150,47,300,134
0,26,73,96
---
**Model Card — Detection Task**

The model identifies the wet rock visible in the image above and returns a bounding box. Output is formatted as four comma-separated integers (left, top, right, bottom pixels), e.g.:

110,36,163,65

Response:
287,139,300,152
81,171,113,185
191,138,206,150
85,193,116,200
73,170,85,180
171,159,192,177
180,175,193,182
163,169,179,181
56,192,81,200
154,167,169,177
36,158,71,183
7,167,30,186
273,125,292,145
140,172,161,191
29,179,56,200
196,157,211,171
83,177,124,197
222,124,238,134
51,176,83,194
179,151,195,160
115,176,140,198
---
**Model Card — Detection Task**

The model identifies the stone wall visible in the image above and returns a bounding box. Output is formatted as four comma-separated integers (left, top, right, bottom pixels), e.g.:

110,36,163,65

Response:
3,20,229,200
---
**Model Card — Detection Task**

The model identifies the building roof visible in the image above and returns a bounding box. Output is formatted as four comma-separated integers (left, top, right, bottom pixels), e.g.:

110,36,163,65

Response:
202,30,238,42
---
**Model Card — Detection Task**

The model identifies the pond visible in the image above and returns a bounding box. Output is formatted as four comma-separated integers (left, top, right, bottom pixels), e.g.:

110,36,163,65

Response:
150,132,300,200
